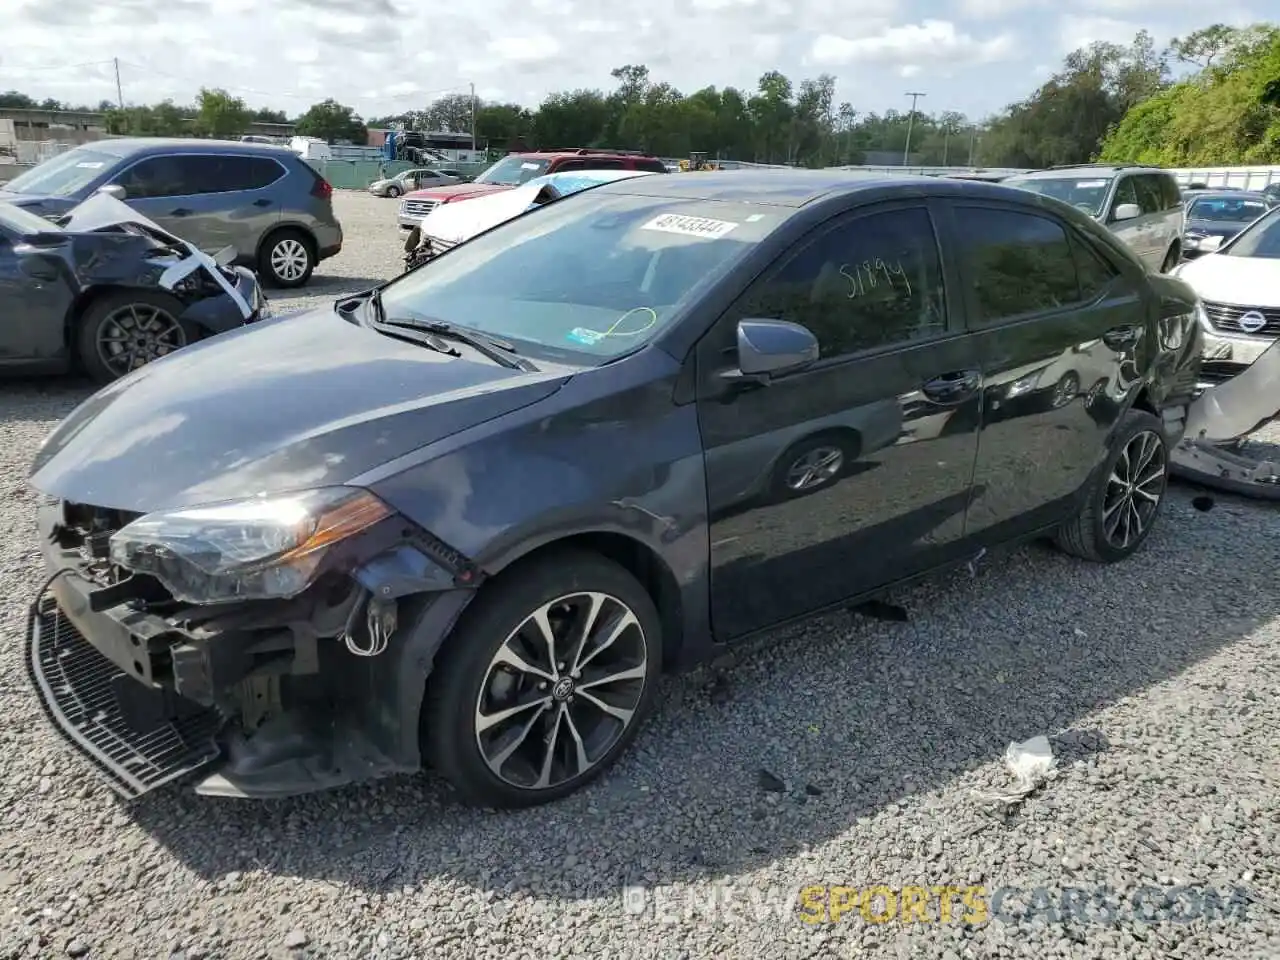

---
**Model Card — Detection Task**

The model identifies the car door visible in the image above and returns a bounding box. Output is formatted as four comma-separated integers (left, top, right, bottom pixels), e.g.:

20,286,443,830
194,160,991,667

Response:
0,224,72,361
1132,174,1169,268
941,200,1141,539
114,154,281,257
694,201,983,641
1106,176,1151,267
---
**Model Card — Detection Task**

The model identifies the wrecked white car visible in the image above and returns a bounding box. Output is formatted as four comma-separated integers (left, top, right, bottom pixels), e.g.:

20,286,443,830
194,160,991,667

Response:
0,191,266,383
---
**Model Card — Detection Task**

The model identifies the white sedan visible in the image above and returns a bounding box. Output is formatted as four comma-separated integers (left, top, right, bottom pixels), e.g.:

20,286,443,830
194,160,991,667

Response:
403,168,658,264
1171,203,1280,385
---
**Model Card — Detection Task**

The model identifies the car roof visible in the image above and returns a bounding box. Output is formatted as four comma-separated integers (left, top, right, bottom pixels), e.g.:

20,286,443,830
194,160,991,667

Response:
1187,191,1270,202
515,150,659,161
587,167,1009,207
80,137,296,159
1007,166,1171,180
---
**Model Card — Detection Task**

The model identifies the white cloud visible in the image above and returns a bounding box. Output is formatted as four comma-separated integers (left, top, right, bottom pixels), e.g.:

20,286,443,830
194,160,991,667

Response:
1056,15,1144,52
954,0,1042,18
811,20,1016,68
487,35,561,64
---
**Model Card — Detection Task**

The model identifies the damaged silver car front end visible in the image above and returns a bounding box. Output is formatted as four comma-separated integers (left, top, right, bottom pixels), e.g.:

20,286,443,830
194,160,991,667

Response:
1169,336,1280,499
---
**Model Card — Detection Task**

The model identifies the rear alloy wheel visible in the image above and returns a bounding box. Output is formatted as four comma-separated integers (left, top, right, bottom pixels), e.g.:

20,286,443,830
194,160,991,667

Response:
1054,409,1168,562
76,290,198,384
259,229,315,288
422,550,662,808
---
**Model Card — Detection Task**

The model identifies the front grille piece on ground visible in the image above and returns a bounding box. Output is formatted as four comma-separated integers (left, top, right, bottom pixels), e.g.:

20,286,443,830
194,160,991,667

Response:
25,596,223,800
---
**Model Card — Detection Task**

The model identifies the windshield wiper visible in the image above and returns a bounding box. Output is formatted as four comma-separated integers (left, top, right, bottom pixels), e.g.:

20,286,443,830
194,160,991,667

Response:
381,315,537,372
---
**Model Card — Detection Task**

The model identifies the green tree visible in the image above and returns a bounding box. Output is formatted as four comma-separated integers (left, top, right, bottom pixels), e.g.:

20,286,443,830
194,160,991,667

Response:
295,98,368,143
195,88,251,139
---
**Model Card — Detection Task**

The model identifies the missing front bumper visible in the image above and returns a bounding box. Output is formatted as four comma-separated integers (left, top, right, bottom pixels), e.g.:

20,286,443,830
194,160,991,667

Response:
25,595,223,800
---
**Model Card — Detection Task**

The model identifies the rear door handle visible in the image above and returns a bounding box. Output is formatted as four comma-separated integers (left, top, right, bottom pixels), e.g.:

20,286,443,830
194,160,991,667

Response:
1103,324,1141,349
170,207,192,217
253,198,272,207
921,370,981,404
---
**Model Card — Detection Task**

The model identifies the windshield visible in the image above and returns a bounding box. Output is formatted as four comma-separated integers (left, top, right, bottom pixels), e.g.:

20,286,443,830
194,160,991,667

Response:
4,147,116,197
475,156,552,186
1004,175,1114,217
0,201,61,236
1187,196,1270,223
1223,207,1280,259
378,193,781,363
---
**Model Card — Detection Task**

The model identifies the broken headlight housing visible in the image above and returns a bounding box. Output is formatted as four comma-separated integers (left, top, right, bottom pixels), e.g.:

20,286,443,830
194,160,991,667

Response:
108,487,392,604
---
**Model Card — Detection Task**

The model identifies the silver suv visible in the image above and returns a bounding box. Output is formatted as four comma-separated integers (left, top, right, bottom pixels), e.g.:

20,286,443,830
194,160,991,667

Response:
1003,165,1185,273
0,138,343,288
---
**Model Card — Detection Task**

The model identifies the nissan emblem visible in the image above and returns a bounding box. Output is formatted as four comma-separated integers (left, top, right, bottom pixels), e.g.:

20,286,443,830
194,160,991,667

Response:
1238,310,1268,334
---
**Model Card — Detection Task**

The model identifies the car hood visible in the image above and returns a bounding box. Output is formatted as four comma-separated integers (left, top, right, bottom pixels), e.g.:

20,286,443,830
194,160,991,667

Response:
1185,219,1247,239
405,182,510,202
1175,254,1280,307
28,306,575,514
0,190,74,217
419,182,543,244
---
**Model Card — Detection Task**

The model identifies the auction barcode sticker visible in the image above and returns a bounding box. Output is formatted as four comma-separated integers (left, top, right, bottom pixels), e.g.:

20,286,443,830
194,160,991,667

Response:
641,214,739,239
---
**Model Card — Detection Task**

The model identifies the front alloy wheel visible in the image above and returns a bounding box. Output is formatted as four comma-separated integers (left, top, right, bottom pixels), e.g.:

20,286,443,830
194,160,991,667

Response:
475,592,647,790
422,549,663,807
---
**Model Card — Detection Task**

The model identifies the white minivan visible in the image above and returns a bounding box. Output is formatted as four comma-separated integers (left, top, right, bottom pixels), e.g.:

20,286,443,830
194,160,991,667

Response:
1003,165,1185,273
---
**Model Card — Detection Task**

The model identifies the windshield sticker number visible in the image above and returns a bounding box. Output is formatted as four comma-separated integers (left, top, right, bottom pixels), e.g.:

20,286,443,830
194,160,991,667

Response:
840,259,911,299
1076,179,1108,188
641,214,739,239
75,161,105,169
520,162,541,170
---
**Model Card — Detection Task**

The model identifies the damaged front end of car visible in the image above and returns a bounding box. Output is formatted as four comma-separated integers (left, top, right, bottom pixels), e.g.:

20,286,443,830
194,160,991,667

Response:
27,486,483,800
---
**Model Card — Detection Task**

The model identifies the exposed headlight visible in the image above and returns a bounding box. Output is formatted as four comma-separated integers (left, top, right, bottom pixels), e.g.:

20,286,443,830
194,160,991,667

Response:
109,487,392,604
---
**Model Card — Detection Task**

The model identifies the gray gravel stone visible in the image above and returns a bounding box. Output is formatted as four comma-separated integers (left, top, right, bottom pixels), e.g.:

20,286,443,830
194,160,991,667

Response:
0,191,1279,959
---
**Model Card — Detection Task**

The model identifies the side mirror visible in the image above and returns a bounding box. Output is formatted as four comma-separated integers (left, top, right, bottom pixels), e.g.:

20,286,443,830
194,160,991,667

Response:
733,318,819,379
1113,203,1140,222
403,226,421,252
97,184,127,201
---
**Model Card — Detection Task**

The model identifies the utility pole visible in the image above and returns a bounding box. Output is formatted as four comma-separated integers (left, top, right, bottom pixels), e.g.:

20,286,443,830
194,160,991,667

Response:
968,126,978,166
942,123,950,166
903,91,925,166
113,57,124,109
469,82,476,156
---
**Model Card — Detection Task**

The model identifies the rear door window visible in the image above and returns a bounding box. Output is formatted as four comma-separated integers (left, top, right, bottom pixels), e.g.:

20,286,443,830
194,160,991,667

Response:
955,206,1082,326
1132,176,1164,215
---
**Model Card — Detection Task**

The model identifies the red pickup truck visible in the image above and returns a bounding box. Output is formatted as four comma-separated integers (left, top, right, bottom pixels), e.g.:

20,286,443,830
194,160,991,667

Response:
396,148,668,228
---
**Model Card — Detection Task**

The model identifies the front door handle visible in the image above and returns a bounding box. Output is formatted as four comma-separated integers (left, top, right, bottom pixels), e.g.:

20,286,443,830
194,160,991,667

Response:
921,370,980,404
1103,324,1141,349
170,207,192,217
253,198,273,207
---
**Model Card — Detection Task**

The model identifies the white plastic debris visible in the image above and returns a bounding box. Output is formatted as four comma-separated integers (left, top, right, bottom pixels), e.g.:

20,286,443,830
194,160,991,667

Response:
975,735,1059,807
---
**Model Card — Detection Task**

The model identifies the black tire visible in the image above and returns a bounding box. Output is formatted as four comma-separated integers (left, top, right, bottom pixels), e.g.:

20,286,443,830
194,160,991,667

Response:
421,548,663,808
1054,409,1168,563
1159,244,1180,273
386,184,402,198
258,228,315,289
769,431,857,501
75,289,199,385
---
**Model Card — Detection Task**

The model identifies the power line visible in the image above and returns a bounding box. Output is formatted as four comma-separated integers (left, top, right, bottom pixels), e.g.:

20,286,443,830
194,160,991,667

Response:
903,91,926,166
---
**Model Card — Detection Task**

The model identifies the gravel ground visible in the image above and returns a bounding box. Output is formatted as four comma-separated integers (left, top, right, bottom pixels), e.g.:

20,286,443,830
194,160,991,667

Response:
2,190,1279,959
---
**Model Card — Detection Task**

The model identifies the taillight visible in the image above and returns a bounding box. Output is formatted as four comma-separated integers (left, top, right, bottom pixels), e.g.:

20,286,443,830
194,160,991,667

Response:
311,177,332,200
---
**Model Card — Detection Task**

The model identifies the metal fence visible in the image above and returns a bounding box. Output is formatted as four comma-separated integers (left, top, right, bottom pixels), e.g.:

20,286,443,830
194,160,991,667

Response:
1168,166,1280,191
304,158,491,189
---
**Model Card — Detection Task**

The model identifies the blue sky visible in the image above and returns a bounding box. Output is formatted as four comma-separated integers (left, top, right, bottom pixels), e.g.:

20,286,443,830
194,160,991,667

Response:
4,0,1266,123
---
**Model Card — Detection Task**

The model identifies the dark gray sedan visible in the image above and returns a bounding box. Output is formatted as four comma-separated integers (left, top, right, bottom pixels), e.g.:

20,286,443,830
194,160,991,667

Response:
25,170,1202,808
1182,191,1276,259
0,195,265,383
